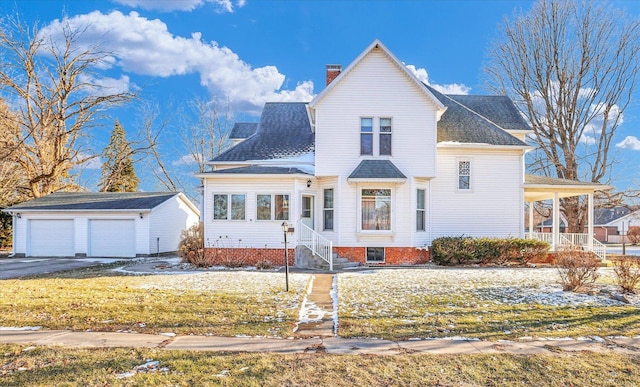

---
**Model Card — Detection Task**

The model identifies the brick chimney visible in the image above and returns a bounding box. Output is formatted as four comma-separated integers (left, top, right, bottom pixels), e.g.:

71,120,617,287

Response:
326,64,342,85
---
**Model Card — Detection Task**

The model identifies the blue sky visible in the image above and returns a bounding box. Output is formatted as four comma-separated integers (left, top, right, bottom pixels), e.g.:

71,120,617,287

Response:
3,0,640,197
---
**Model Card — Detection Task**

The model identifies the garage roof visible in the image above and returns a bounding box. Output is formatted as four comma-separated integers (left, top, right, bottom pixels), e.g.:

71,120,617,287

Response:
4,192,182,211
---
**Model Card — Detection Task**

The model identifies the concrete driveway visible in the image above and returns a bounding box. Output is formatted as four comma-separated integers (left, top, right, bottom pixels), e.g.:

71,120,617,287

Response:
0,257,123,279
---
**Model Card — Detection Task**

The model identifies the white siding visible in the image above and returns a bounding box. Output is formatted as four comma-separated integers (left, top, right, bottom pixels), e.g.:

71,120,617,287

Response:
314,50,439,178
149,195,200,254
430,148,524,240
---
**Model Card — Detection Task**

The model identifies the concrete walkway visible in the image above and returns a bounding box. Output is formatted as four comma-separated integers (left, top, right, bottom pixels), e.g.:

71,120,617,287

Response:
1,329,640,355
294,274,335,338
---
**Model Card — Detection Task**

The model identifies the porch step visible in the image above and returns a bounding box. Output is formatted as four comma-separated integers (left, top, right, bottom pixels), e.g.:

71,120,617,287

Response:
295,246,360,271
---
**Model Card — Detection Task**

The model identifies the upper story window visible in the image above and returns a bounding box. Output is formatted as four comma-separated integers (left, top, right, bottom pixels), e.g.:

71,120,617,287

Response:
379,118,392,156
257,194,289,221
458,160,471,190
213,194,246,220
361,188,391,231
360,117,373,155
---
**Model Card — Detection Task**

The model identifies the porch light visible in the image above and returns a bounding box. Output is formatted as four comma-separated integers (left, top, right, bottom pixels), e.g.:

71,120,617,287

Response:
139,213,144,219
307,179,312,188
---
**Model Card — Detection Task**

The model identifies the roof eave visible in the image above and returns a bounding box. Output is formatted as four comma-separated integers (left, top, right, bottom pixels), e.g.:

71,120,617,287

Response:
347,178,407,184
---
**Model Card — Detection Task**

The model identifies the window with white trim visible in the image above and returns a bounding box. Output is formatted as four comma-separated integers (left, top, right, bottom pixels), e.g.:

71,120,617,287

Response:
257,194,289,221
323,189,334,231
416,189,425,231
361,189,391,230
458,160,471,190
366,247,385,263
360,117,373,155
213,194,246,220
379,117,392,156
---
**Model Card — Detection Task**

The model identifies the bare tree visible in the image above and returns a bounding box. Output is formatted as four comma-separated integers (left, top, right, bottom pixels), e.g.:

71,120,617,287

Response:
485,0,640,231
183,97,233,174
0,99,24,206
0,15,134,198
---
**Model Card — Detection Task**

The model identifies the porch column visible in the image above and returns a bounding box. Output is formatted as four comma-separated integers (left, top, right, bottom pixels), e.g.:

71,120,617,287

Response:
552,192,560,251
528,201,534,239
587,193,594,250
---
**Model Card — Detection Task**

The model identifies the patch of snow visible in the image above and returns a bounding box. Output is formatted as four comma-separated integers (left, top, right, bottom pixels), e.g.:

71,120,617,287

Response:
331,274,339,335
0,326,42,331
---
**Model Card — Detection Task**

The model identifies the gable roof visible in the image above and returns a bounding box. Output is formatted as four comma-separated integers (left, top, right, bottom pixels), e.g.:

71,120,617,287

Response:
206,165,312,175
211,102,314,163
427,85,529,146
229,122,258,140
4,192,188,212
309,39,446,111
348,160,407,181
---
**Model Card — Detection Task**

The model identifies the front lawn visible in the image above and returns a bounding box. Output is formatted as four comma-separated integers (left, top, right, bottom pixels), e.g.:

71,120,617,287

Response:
338,268,640,340
2,344,640,386
0,271,309,337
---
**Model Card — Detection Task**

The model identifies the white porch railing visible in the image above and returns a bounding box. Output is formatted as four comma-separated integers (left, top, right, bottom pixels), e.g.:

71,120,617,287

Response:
526,232,606,261
298,222,333,271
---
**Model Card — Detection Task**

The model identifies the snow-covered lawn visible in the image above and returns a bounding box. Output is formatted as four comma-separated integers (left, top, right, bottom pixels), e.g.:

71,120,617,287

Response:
337,267,640,340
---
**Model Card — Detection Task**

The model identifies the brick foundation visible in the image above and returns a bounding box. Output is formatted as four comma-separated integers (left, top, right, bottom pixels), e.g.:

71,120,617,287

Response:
333,246,430,265
204,246,431,267
204,247,294,267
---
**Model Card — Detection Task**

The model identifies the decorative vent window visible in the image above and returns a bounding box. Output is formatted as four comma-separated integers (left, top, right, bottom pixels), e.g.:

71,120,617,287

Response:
361,189,391,231
458,160,471,190
257,194,289,221
416,189,426,231
360,117,373,155
379,117,392,156
366,247,385,263
323,189,334,231
213,194,246,220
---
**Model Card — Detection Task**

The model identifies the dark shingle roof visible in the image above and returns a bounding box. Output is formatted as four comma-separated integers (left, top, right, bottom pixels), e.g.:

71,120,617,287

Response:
213,103,314,162
348,160,407,179
594,207,633,225
210,166,312,175
426,85,528,146
446,95,530,132
6,192,179,211
229,123,258,139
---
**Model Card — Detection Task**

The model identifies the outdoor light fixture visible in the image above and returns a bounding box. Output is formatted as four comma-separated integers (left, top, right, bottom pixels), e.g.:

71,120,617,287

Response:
139,213,144,219
281,221,293,292
15,213,21,219
306,179,312,188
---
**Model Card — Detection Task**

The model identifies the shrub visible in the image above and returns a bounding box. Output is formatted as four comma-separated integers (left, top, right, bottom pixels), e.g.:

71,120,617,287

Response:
627,226,640,245
613,257,640,293
555,248,600,292
178,222,207,267
430,236,549,266
256,259,274,270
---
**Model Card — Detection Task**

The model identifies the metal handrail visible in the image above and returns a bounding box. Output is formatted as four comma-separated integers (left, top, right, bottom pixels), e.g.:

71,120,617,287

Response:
297,222,333,271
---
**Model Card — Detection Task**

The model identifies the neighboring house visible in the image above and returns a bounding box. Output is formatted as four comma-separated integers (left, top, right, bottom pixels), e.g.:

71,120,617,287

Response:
599,208,640,243
198,39,610,267
3,192,199,258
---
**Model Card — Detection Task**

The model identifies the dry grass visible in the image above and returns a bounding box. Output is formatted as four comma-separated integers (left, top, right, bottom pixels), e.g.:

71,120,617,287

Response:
0,272,309,337
1,343,640,386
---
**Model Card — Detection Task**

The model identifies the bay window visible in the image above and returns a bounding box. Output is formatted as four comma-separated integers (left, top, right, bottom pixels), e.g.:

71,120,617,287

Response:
361,189,391,231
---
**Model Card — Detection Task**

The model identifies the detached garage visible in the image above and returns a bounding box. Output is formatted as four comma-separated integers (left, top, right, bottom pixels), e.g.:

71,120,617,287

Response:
4,192,200,258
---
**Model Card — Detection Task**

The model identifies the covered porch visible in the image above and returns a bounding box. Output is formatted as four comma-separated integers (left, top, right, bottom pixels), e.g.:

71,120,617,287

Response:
524,174,612,260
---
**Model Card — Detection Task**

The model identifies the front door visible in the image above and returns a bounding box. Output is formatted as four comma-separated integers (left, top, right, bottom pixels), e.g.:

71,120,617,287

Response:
301,195,314,230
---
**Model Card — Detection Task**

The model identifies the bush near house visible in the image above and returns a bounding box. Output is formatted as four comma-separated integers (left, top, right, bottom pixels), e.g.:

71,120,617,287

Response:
554,248,600,292
430,236,549,266
178,222,206,267
613,256,640,293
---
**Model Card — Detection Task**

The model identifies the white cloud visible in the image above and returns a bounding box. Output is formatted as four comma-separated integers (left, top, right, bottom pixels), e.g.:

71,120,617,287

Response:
616,136,640,151
76,153,102,170
39,11,313,113
113,0,245,13
405,64,471,95
78,74,133,96
580,135,597,145
172,154,202,166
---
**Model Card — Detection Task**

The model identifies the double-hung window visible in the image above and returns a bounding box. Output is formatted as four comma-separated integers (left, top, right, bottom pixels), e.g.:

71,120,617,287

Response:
257,194,289,221
323,189,334,231
379,117,392,156
416,189,425,231
360,117,373,155
361,189,391,231
213,194,246,220
458,160,471,190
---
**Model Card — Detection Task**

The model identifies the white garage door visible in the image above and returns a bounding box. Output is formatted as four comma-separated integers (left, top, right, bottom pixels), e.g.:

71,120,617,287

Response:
89,219,136,257
29,219,75,257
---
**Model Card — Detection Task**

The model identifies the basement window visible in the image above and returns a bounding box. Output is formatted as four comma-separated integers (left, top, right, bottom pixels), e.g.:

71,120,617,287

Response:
366,247,385,263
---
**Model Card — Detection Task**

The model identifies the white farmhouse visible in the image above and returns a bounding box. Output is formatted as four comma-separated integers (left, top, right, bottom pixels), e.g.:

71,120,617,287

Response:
199,40,609,268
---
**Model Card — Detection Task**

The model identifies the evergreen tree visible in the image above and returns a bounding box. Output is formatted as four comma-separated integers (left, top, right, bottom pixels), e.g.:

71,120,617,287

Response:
99,120,139,192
